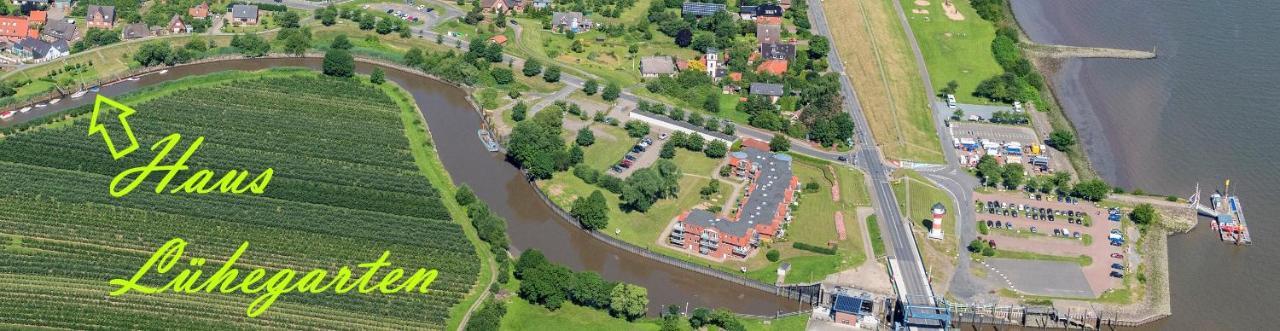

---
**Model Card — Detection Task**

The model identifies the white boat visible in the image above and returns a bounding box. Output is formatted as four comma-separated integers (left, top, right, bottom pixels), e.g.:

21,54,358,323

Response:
71,90,87,98
49,98,61,105
126,77,140,81
19,106,31,113
158,69,169,74
0,111,13,119
34,103,46,108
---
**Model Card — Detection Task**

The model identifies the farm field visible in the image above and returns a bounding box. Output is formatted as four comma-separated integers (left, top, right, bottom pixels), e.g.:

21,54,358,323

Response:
899,0,1003,104
823,0,944,164
0,69,479,329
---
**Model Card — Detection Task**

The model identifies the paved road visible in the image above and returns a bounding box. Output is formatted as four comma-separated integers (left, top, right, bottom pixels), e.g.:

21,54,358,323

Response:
883,0,993,303
807,0,936,309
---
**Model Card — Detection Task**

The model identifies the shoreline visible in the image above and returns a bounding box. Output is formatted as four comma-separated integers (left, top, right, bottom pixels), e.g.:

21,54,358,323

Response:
1003,1,1176,325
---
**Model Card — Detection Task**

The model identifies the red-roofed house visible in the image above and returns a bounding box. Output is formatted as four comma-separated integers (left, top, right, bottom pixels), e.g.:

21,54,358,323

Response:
756,59,788,76
488,34,507,45
28,11,46,25
0,16,31,39
189,2,210,19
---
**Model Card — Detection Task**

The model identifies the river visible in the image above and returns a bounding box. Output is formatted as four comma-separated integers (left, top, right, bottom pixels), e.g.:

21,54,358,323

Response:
1012,1,1279,329
4,58,802,316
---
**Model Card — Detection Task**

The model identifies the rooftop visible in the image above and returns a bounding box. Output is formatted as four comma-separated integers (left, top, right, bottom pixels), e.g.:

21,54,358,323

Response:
682,2,726,17
750,82,784,96
232,4,258,20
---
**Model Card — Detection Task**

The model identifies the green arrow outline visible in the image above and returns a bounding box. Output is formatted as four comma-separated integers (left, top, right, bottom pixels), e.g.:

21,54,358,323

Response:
87,95,139,160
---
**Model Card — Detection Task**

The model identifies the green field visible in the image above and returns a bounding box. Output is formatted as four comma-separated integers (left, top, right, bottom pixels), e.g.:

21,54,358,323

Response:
899,0,1004,104
892,169,958,279
501,295,663,331
0,70,479,329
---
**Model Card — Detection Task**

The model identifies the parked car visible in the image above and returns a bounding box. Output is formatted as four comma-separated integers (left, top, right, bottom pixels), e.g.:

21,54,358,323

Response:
1111,253,1124,259
659,133,669,140
1110,271,1124,278
1110,240,1124,247
624,154,637,161
611,165,623,172
1112,263,1125,270
1030,226,1037,233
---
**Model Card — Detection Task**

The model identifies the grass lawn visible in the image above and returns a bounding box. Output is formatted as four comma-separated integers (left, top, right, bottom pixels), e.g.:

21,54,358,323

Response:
823,0,944,164
866,214,886,258
501,296,663,331
898,0,1004,104
633,89,753,125
892,169,958,282
718,93,741,113
742,313,810,331
987,249,1092,266
506,18,698,88
574,124,634,170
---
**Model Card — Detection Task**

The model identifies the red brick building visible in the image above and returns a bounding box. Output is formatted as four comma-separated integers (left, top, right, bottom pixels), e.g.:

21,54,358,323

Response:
0,16,31,40
668,139,799,259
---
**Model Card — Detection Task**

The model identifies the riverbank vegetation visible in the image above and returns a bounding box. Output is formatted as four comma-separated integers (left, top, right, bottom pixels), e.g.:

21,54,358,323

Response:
822,0,943,163
0,70,479,329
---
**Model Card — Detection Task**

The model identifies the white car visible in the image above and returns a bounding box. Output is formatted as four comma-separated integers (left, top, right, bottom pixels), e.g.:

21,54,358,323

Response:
659,133,669,140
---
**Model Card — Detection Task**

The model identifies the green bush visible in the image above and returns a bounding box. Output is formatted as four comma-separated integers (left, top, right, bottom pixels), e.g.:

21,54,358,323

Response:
766,249,780,262
792,242,837,255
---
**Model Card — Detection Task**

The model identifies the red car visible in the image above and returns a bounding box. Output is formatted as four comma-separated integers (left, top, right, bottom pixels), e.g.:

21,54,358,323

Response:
1111,253,1124,259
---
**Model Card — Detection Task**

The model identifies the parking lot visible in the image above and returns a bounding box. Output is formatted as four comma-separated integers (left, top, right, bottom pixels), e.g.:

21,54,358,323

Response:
973,192,1126,297
952,121,1038,144
609,129,669,177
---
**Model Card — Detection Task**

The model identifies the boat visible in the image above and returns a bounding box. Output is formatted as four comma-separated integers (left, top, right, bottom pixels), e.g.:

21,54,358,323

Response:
126,77,140,81
19,106,31,113
34,103,46,108
0,110,13,120
71,90,87,98
478,129,500,152
89,86,100,92
49,98,61,105
158,69,169,74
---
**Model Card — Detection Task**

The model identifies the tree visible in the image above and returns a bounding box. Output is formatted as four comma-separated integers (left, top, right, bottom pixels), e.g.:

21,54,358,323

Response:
519,263,573,309
512,101,528,122
609,283,649,321
323,48,355,77
277,11,301,28
370,68,386,84
507,112,566,179
1073,179,1111,202
514,249,547,279
703,94,720,113
230,33,270,57
320,6,337,26
976,155,1002,186
602,82,621,101
1002,163,1025,189
523,58,543,76
674,28,693,47
1130,203,1157,225
331,34,353,50
576,127,596,146
941,80,959,96
769,134,790,152
572,190,610,230
660,142,676,159
583,79,599,95
284,31,310,56
704,140,727,158
684,133,704,151
543,66,561,82
766,249,780,262
624,120,649,138
808,36,829,59
1048,129,1077,152
133,41,172,66
569,271,615,309
568,144,584,165
376,17,395,34
689,308,712,328
491,67,514,84
455,185,478,206
359,13,377,30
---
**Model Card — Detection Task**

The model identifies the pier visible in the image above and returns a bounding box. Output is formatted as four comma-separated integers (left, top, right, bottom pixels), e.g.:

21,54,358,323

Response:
1021,42,1157,60
1189,182,1252,245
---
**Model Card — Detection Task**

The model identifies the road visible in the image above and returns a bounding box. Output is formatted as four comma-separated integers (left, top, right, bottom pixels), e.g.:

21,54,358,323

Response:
806,0,937,310
883,0,991,303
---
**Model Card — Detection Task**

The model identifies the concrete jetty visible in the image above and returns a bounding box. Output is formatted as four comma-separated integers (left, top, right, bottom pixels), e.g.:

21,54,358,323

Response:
1022,42,1157,60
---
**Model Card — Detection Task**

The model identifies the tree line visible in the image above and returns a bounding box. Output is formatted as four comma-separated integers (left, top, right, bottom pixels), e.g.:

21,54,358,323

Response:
514,249,649,321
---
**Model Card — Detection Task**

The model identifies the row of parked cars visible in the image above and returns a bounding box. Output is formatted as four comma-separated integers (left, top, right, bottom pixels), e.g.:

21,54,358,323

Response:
610,137,654,173
1028,192,1081,205
979,200,1091,226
